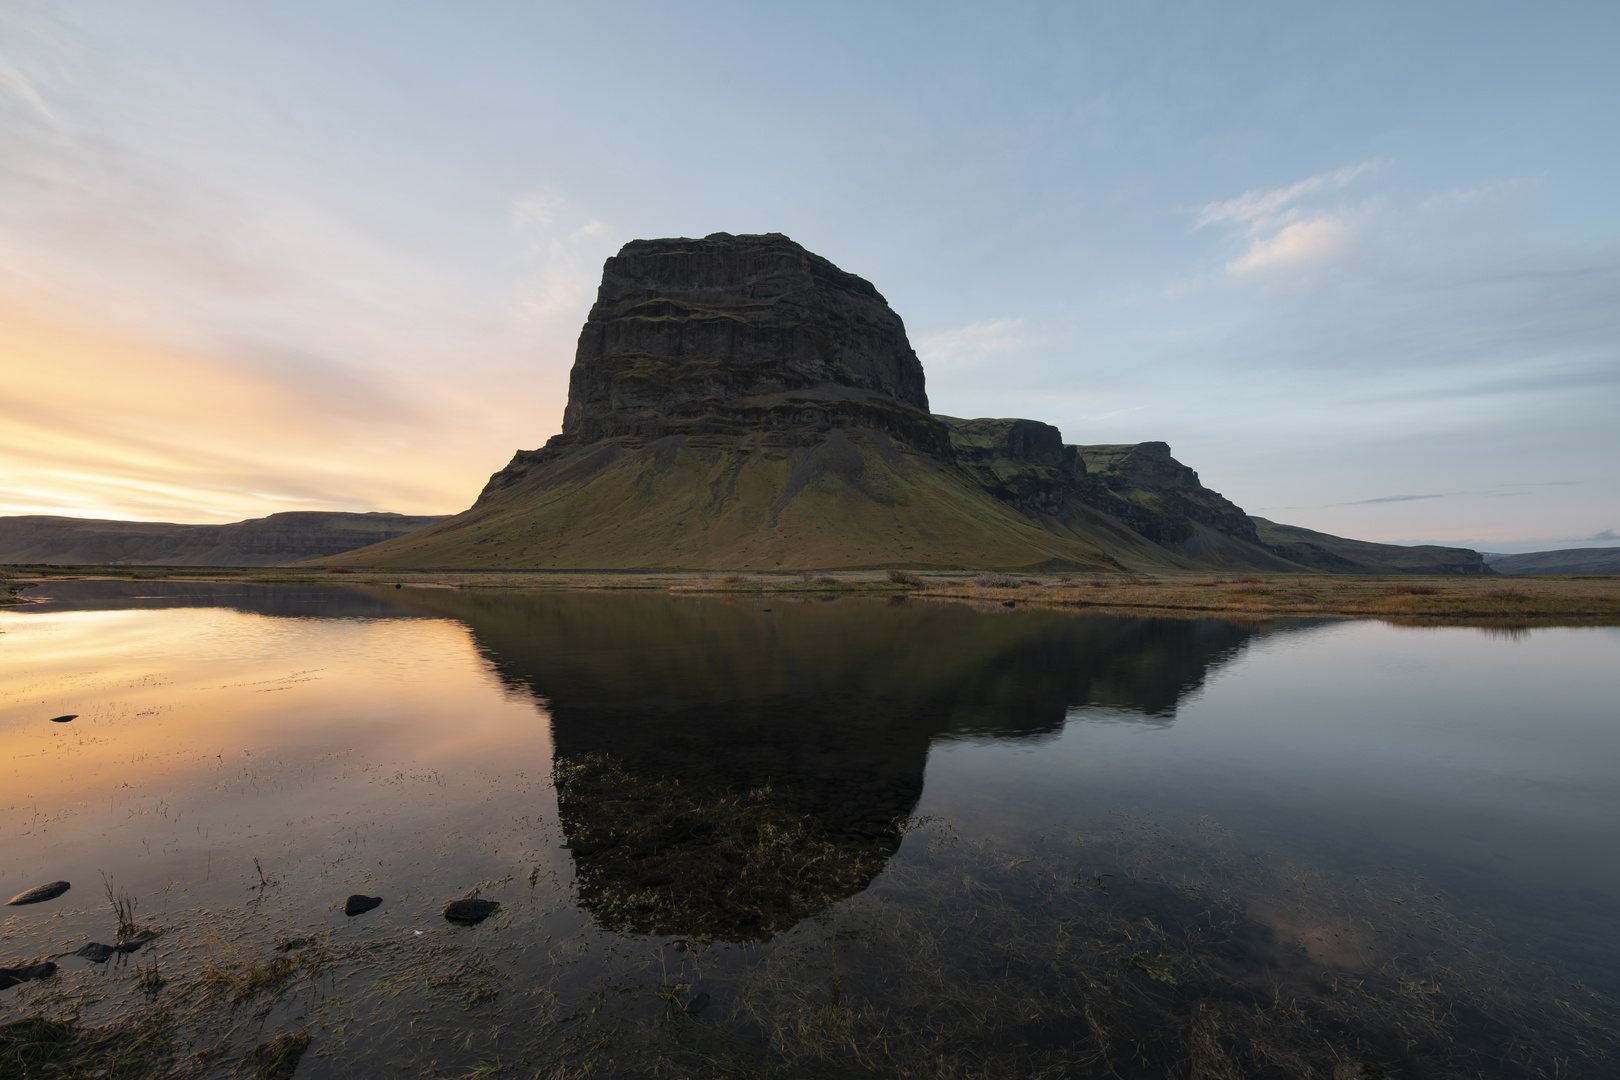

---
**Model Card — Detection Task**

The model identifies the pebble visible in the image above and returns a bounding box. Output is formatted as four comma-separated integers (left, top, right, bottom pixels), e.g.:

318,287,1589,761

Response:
1001,599,1016,607
344,894,383,917
6,881,71,906
74,941,142,963
683,991,711,1014
442,898,501,923
48,715,77,723
0,961,59,988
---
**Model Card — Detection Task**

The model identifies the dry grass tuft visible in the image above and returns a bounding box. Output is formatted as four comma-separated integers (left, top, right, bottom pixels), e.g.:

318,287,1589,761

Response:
974,572,1024,589
886,569,925,587
1383,583,1440,595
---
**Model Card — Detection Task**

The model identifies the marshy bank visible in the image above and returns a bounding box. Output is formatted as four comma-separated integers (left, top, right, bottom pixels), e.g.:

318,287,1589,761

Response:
6,564,1618,621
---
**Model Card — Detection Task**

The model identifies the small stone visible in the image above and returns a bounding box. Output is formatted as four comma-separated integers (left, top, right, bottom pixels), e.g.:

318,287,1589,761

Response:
6,881,71,906
345,894,383,917
0,963,54,989
1001,599,1016,607
670,939,688,952
48,715,77,723
76,942,115,963
442,898,500,923
683,991,711,1014
112,940,144,954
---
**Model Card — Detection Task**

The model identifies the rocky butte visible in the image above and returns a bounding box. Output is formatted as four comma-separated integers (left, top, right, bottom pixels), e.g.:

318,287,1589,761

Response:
329,233,1490,574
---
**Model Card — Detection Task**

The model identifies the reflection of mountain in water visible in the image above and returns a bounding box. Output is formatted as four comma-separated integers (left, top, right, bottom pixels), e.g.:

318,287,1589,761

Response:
366,588,1322,940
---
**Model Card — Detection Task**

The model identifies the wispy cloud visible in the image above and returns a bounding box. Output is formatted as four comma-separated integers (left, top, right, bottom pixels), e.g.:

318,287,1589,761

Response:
1195,163,1376,276
510,188,614,329
914,316,1030,369
0,56,53,121
1194,163,1376,229
1334,492,1454,505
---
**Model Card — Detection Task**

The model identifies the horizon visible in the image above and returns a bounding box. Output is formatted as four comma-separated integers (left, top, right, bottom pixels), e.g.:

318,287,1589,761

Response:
3,3,1616,551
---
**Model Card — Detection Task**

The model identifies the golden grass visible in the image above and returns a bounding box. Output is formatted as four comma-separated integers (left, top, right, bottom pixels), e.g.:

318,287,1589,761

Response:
7,566,1619,620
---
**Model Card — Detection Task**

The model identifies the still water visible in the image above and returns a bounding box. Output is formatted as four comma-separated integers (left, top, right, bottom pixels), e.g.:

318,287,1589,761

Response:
2,581,1618,1077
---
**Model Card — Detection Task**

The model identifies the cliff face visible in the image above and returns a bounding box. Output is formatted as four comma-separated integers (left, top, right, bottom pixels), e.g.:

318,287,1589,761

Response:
324,233,1486,573
551,232,944,454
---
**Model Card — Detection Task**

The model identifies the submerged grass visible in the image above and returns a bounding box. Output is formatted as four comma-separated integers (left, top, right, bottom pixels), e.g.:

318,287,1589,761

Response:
3,802,1615,1079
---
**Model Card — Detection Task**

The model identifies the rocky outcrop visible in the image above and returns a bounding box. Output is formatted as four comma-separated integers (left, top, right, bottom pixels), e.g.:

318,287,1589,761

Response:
1251,518,1494,575
0,512,446,567
540,232,946,454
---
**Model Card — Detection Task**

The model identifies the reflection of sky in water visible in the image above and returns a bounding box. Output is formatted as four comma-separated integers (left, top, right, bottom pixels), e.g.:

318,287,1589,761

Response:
925,621,1620,981
3,582,1618,991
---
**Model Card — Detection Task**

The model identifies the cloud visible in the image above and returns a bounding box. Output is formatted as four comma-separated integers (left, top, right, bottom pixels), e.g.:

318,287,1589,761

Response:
1081,405,1145,422
1195,163,1375,276
510,189,615,330
1333,493,1454,505
1226,217,1353,275
1194,163,1375,229
0,56,53,121
914,316,1030,369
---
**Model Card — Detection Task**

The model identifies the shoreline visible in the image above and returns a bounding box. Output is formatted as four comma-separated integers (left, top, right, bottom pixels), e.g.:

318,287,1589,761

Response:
5,565,1618,621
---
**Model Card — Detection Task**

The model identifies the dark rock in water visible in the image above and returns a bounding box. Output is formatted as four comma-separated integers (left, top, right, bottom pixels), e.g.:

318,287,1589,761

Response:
442,898,501,923
243,1032,312,1080
670,939,688,953
48,714,77,723
6,881,70,906
1001,599,1016,608
0,961,59,988
683,991,711,1014
344,894,383,916
74,940,143,963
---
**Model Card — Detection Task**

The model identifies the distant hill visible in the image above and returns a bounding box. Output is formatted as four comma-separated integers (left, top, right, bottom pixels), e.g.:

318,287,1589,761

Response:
1484,548,1620,575
0,511,447,567
321,232,1490,574
1250,518,1494,576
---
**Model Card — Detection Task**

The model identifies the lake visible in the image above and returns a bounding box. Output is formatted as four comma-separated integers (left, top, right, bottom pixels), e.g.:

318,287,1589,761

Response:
3,580,1618,1078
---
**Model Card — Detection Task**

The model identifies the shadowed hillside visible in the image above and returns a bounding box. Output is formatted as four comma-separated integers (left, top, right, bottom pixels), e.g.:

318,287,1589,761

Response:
0,511,445,567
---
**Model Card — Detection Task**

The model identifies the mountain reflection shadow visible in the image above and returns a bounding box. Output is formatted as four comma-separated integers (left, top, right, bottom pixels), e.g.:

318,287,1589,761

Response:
373,588,1321,941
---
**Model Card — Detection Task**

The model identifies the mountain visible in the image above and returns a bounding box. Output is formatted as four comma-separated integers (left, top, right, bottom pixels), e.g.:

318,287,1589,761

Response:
1484,548,1620,575
0,511,446,567
1250,517,1494,575
319,232,1489,574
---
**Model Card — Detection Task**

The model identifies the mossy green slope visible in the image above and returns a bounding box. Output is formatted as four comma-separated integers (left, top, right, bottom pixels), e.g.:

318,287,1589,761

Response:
325,428,1177,571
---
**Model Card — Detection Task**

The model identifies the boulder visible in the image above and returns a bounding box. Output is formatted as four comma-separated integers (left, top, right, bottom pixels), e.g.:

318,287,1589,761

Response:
6,881,70,906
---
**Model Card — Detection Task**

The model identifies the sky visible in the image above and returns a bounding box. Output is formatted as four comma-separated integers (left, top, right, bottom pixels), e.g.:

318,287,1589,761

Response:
1,1,1616,553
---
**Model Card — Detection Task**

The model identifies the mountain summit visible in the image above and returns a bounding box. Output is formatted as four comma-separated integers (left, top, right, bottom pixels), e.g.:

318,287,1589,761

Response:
327,234,1489,573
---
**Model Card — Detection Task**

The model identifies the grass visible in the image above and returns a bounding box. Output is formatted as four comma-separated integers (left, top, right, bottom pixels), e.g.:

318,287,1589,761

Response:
9,565,1617,621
